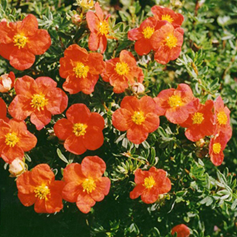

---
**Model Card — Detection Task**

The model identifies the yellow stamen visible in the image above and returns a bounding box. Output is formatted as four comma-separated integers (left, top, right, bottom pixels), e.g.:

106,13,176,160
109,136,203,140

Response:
73,62,89,78
217,111,227,125
161,14,174,23
142,26,155,39
192,112,204,124
77,0,94,9
13,33,28,49
168,95,183,108
82,178,96,193
73,123,87,136
165,34,177,49
143,176,156,189
213,143,221,154
34,184,50,200
5,132,19,147
30,93,48,111
131,111,145,125
98,21,109,35
115,62,129,76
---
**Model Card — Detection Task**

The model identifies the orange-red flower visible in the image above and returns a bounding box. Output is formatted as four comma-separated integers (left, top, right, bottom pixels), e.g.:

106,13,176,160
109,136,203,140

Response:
0,71,15,92
59,44,105,94
0,98,8,122
151,6,184,28
214,96,232,141
86,2,111,53
62,156,111,213
16,164,65,213
0,14,51,70
130,167,171,204
0,119,37,164
128,17,166,56
171,224,190,237
150,23,184,64
54,104,104,155
154,84,199,124
101,50,144,93
209,132,228,166
8,76,68,130
112,96,160,144
180,100,215,142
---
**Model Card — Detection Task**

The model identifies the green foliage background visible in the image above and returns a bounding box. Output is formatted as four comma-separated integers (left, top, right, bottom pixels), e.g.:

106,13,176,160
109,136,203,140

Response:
0,0,237,236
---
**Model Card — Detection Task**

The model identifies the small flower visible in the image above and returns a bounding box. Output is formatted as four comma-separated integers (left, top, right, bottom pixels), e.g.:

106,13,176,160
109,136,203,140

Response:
0,119,37,164
86,2,111,53
151,5,184,28
130,167,171,204
0,14,51,70
171,224,190,237
59,44,105,94
62,156,111,213
128,17,166,55
0,71,15,92
150,22,183,64
112,96,160,144
180,100,215,142
54,104,104,155
214,96,232,141
8,76,68,130
9,158,26,177
16,164,65,213
154,84,199,124
209,132,228,166
101,50,144,93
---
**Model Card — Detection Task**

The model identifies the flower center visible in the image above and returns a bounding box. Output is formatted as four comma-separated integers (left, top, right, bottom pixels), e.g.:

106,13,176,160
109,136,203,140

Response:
5,132,19,147
213,142,221,154
161,14,174,23
34,184,50,200
77,0,94,9
168,95,183,108
165,34,177,49
142,26,155,39
143,176,156,189
30,93,48,111
13,33,28,49
192,112,204,124
98,21,109,35
82,178,96,194
73,62,89,78
115,62,129,76
73,123,87,136
132,111,145,125
217,111,227,125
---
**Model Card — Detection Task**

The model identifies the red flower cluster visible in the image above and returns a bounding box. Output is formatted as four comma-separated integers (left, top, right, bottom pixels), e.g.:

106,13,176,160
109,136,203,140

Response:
16,164,65,213
54,104,104,155
0,71,15,92
86,2,112,53
130,167,171,204
62,156,111,213
8,76,68,130
0,14,51,70
128,6,184,64
59,44,105,94
101,50,144,93
0,119,37,164
112,96,160,144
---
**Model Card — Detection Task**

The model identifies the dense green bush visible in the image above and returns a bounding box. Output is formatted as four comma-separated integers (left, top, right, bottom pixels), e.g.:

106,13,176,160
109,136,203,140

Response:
0,0,237,236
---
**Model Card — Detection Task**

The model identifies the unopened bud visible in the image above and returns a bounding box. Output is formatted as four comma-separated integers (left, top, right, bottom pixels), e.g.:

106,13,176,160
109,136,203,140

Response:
131,82,145,94
71,14,81,25
196,138,205,148
9,158,26,177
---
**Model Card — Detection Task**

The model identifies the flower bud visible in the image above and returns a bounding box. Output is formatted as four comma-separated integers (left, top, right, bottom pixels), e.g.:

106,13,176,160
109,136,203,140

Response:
71,14,81,25
9,158,26,177
0,72,15,93
131,82,145,94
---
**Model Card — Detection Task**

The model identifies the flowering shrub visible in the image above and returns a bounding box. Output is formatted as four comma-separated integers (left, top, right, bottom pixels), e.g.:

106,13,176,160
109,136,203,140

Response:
0,0,237,236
